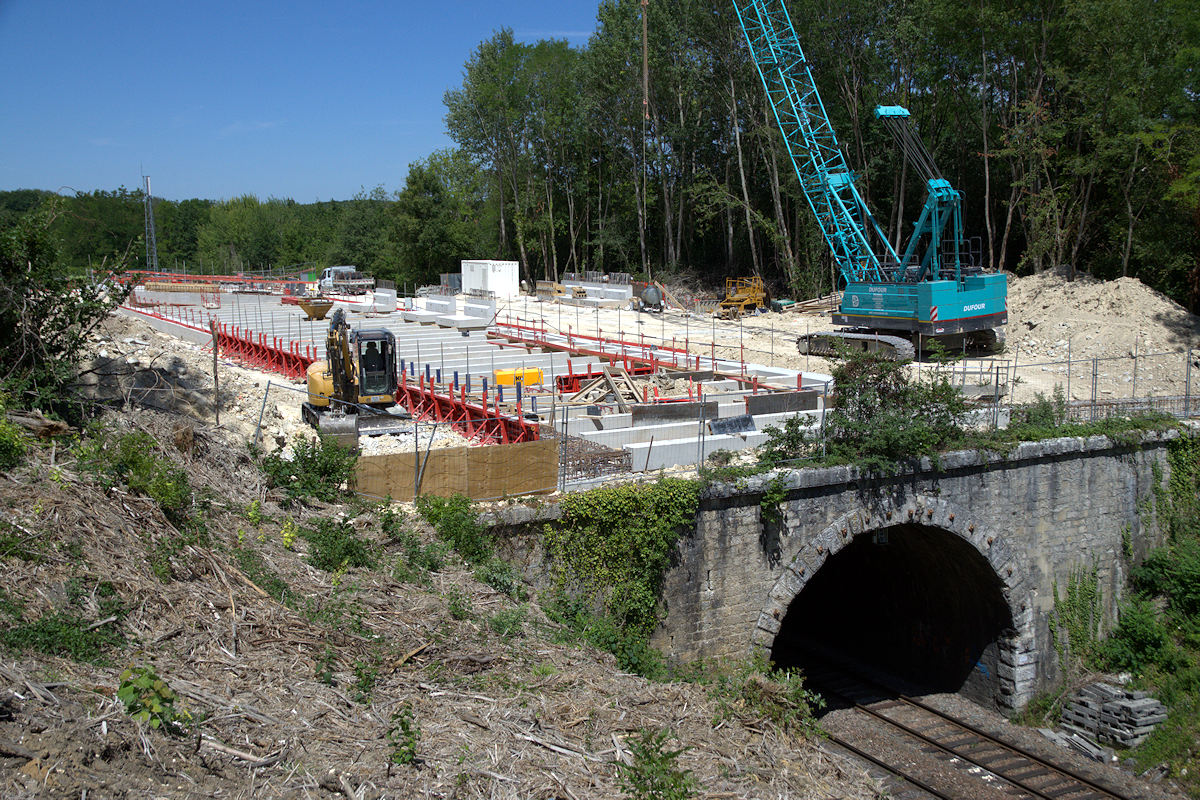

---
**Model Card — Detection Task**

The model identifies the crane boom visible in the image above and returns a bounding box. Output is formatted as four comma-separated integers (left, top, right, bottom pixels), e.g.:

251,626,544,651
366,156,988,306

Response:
732,0,897,285
732,0,1007,354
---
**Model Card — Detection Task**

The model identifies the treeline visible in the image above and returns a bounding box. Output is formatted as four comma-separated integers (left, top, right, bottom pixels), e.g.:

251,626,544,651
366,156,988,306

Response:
5,0,1198,307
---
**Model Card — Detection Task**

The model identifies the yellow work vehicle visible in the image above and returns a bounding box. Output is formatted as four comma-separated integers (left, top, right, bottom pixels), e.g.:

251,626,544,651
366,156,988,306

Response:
716,276,768,318
302,309,409,441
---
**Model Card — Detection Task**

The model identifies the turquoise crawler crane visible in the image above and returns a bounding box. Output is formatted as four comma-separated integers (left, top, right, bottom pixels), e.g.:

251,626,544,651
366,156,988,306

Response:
732,1,1007,359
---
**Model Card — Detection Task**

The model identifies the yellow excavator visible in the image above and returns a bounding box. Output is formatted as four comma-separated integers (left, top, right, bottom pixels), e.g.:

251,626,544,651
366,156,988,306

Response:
302,308,409,442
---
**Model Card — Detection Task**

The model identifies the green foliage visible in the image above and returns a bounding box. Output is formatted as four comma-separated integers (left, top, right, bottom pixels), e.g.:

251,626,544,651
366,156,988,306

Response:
0,201,132,407
300,517,374,573
757,415,815,470
77,429,195,526
352,658,379,704
387,703,421,767
315,645,336,685
1100,598,1177,674
703,656,823,736
260,435,357,504
0,521,43,562
758,476,788,525
616,728,698,800
474,557,527,600
546,479,699,639
820,348,967,473
117,666,187,732
1048,565,1103,674
2,607,123,664
415,494,491,564
0,394,27,470
233,546,292,604
487,605,527,639
543,590,666,680
446,587,473,620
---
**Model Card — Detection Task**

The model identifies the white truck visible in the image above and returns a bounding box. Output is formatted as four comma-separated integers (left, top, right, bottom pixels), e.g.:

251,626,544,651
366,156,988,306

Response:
318,266,375,294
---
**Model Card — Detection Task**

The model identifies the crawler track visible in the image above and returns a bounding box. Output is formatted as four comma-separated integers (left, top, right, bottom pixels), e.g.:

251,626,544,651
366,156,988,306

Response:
810,665,1134,800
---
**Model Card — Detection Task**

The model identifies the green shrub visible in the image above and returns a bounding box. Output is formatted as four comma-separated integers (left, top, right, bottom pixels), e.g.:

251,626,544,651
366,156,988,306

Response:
415,494,491,564
616,728,698,800
1134,540,1200,617
261,434,357,503
0,418,26,470
1101,598,1174,673
77,430,193,524
487,605,527,638
387,703,421,766
475,558,527,600
300,517,375,572
117,666,187,732
446,587,473,620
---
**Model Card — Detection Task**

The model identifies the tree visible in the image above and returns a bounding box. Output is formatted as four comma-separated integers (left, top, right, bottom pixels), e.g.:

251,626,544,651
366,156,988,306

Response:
0,201,131,407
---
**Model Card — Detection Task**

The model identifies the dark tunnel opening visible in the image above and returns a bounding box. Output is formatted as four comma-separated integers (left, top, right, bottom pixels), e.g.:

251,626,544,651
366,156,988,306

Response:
770,523,1014,708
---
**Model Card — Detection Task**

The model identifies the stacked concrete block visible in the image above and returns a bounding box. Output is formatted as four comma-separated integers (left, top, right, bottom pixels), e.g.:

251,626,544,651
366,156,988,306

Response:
1060,683,1167,747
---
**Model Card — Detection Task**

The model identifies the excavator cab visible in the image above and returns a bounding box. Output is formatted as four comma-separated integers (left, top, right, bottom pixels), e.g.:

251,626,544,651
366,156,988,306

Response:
355,332,395,401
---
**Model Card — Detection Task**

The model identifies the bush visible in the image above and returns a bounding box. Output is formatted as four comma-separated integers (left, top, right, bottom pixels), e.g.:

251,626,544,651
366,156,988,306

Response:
1134,540,1200,617
475,558,527,600
301,517,374,572
487,605,527,638
118,666,188,732
705,657,824,735
78,430,194,525
415,494,491,564
1101,598,1174,673
261,434,357,503
820,347,966,473
616,728,698,800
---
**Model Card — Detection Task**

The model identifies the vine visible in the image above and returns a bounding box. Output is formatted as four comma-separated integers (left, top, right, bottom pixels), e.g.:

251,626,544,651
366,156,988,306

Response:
1048,563,1102,677
542,478,700,673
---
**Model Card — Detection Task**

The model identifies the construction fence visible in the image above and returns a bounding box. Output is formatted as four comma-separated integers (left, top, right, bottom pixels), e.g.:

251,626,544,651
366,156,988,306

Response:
355,438,559,502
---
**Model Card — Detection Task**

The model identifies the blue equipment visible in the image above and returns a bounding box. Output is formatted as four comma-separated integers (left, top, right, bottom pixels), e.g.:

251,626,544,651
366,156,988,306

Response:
732,1,1007,358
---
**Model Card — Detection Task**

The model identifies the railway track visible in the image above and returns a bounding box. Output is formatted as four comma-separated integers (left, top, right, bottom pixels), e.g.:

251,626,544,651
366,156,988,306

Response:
807,663,1135,800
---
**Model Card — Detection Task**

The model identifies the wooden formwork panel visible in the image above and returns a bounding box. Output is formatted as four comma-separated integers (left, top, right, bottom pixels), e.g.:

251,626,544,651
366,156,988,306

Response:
356,438,559,501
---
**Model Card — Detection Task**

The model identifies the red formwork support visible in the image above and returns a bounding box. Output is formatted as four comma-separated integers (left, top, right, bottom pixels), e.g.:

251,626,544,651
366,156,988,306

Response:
397,372,538,445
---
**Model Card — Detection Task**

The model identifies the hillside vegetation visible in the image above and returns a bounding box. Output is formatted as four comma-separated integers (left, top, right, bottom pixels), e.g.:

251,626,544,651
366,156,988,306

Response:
0,407,875,799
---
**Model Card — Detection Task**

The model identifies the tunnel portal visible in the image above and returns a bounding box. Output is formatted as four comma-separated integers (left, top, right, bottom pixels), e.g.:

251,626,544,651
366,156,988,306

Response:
770,522,1014,707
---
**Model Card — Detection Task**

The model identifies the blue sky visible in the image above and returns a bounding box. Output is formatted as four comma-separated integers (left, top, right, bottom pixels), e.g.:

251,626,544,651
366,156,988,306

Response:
0,1,602,202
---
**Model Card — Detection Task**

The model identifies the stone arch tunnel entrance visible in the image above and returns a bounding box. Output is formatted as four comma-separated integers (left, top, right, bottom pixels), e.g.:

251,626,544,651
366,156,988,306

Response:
770,523,1015,707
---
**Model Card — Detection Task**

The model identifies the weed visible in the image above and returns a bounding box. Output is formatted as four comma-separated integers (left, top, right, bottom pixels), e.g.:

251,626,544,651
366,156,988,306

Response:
245,499,265,526
447,587,473,620
300,517,374,573
0,521,42,562
488,605,527,639
117,666,188,732
532,661,559,678
2,608,123,664
704,656,823,736
415,494,491,564
77,429,195,525
352,658,379,704
260,434,357,503
616,728,698,800
315,645,336,685
474,558,527,600
233,546,291,603
387,703,421,767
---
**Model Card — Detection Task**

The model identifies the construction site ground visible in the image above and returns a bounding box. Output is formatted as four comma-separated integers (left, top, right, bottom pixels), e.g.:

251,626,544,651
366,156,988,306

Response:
0,405,881,799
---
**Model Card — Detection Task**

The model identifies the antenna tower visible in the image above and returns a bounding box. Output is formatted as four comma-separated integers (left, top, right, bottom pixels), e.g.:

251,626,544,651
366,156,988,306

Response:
143,175,160,272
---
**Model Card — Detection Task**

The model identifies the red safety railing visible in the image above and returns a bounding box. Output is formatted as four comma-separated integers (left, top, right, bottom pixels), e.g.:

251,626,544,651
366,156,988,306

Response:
398,371,539,444
211,321,316,380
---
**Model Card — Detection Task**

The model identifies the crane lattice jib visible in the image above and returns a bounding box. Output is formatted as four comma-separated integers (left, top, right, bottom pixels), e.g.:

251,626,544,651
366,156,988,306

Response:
732,0,899,285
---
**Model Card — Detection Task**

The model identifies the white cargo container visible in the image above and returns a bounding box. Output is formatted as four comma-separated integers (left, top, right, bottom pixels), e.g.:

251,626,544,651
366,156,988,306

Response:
460,259,519,299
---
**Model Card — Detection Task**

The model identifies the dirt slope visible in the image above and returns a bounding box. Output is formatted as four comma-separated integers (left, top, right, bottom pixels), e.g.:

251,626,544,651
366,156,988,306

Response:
0,406,879,799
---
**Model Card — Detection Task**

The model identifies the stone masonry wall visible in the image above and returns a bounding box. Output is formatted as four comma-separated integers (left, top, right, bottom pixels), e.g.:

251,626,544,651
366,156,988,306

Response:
653,433,1174,709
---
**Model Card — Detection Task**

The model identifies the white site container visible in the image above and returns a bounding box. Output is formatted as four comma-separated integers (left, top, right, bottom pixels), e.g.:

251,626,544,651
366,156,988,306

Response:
461,259,520,299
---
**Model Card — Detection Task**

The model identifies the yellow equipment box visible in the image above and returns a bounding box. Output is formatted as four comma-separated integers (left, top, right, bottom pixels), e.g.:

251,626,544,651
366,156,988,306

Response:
494,367,543,386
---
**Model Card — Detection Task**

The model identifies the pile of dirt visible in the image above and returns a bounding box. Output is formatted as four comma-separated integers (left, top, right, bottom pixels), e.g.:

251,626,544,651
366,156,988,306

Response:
0,406,880,799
